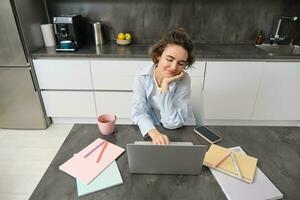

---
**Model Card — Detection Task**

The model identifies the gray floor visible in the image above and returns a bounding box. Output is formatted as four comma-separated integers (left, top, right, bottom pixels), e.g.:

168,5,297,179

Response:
0,124,73,200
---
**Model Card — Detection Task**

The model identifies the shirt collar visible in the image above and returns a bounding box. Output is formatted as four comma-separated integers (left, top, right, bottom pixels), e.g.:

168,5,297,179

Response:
137,63,155,76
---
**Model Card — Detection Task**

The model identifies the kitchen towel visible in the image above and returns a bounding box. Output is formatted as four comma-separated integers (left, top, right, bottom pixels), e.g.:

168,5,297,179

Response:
59,138,125,184
40,24,56,47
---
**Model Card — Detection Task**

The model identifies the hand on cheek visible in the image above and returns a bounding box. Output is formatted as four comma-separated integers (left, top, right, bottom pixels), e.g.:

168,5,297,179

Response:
176,71,184,80
161,71,185,93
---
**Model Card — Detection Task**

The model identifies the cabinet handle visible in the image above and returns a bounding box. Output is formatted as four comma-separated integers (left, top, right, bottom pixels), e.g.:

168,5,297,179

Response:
202,62,207,91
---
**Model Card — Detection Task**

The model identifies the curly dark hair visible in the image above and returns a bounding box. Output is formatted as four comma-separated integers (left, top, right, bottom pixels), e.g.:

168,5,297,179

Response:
150,28,195,69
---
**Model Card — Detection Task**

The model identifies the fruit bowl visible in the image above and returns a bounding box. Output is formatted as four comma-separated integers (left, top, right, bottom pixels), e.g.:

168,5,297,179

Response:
116,39,131,45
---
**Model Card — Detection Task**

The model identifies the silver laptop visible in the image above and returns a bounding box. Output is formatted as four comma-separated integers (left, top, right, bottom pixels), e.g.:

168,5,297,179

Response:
127,141,207,175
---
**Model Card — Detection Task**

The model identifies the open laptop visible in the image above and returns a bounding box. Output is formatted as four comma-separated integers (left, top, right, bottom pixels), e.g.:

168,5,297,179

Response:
127,141,207,175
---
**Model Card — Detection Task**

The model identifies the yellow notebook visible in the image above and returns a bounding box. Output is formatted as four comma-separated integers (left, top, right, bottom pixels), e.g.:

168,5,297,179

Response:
204,144,257,183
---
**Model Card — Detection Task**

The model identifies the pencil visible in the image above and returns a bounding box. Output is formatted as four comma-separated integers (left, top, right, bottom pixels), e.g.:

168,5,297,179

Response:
96,141,108,163
84,140,105,158
231,152,242,179
212,151,231,168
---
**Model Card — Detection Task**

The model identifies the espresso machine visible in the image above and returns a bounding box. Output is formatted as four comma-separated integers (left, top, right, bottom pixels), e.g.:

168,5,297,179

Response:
53,15,83,52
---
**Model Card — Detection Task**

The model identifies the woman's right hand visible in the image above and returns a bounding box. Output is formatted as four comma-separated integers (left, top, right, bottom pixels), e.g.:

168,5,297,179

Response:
148,129,170,145
161,71,185,93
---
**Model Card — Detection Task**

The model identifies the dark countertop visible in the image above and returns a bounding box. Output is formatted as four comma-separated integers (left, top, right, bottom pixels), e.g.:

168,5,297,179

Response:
31,43,300,61
29,124,300,200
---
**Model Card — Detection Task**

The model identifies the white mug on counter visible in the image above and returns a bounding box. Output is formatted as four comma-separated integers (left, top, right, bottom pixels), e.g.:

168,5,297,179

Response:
40,24,56,47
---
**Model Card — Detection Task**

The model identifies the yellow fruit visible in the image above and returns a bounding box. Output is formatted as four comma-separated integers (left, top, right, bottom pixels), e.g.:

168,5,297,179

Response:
125,33,131,40
117,32,125,40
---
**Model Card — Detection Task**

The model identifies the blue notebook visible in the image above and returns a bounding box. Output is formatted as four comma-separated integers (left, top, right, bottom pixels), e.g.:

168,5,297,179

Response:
76,161,123,196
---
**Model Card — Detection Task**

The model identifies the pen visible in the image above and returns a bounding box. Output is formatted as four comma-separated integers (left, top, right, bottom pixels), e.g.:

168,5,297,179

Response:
212,151,231,168
231,152,242,179
84,140,105,158
96,141,108,163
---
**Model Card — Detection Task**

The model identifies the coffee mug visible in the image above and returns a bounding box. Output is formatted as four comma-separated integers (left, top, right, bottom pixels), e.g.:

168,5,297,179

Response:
97,114,117,135
60,40,74,49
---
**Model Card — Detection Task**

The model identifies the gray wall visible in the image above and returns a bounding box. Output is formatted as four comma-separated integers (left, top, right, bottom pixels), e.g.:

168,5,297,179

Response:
46,0,300,44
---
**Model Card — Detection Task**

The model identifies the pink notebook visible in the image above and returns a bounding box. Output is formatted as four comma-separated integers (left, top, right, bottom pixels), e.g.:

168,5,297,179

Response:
59,138,125,184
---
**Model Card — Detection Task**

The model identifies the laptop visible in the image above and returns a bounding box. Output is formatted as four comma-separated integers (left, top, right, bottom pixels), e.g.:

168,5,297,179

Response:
127,141,207,175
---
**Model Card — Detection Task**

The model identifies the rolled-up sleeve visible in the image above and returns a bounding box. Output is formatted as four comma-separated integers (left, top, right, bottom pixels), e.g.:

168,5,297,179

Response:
131,75,155,137
153,75,195,129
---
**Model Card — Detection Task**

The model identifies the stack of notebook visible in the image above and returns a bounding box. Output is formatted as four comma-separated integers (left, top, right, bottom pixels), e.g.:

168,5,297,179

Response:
208,146,283,200
204,144,257,183
59,138,125,196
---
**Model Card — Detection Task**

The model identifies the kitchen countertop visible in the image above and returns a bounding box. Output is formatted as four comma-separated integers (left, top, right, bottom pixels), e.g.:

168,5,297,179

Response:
31,43,300,61
28,124,300,200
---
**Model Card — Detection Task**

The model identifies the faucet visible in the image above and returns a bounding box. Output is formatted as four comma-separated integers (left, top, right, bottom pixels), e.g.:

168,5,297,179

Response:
270,16,298,45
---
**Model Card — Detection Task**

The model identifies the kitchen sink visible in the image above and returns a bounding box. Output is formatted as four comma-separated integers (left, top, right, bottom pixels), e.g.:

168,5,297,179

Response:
256,44,300,56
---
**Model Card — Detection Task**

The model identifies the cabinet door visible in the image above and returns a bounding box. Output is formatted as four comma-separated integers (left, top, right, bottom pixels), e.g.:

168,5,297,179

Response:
204,61,262,120
90,59,152,90
33,59,92,89
41,91,96,117
95,91,132,119
252,62,300,120
183,61,206,125
191,77,204,125
187,61,206,77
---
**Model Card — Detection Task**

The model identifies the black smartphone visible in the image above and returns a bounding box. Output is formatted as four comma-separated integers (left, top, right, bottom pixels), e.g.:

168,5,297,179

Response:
194,126,222,143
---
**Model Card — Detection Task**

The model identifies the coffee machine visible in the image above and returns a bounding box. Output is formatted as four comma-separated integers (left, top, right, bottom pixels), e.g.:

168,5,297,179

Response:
53,15,83,52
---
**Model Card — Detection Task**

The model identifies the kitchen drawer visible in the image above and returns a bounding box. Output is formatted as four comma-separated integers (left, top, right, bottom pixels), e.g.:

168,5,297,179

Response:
41,91,96,117
90,59,152,90
95,91,132,119
33,59,92,90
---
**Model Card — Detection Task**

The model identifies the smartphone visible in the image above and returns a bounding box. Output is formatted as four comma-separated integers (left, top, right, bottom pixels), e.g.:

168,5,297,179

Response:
194,126,222,143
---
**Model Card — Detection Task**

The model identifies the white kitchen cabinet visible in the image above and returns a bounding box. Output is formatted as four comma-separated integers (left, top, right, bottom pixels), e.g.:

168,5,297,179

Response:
41,91,96,117
203,61,262,120
90,59,152,90
33,59,92,89
252,62,300,120
95,91,132,119
90,59,151,123
32,57,300,125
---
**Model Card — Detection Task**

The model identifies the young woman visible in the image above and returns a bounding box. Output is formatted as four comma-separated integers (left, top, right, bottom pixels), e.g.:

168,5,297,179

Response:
131,28,196,145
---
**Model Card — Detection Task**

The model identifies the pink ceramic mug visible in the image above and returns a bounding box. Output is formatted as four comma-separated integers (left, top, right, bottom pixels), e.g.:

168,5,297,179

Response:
97,114,117,135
